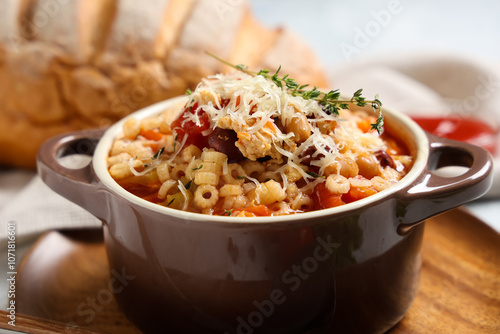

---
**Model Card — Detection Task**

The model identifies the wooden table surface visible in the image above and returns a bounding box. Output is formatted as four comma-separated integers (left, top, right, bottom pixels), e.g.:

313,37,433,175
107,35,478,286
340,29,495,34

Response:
1,208,499,334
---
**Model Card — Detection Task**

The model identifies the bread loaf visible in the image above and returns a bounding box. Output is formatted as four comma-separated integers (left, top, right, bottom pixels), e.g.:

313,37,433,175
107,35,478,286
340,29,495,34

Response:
0,0,328,168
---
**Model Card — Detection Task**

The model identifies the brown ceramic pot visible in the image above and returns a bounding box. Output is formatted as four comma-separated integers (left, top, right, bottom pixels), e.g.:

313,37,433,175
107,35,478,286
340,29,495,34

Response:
37,97,493,334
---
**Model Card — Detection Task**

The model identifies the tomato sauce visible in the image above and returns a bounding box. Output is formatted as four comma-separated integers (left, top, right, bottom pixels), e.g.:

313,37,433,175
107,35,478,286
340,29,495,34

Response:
411,116,498,155
171,102,211,149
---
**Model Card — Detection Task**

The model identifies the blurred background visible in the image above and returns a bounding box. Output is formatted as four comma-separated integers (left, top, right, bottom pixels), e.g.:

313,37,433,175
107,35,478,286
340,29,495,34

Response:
252,0,500,71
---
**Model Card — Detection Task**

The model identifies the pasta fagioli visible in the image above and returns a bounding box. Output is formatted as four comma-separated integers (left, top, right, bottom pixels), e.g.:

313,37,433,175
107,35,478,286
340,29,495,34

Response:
107,72,413,216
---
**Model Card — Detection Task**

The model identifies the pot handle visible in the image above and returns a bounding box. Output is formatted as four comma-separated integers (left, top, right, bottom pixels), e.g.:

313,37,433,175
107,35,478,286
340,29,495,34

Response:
37,128,108,221
398,133,493,230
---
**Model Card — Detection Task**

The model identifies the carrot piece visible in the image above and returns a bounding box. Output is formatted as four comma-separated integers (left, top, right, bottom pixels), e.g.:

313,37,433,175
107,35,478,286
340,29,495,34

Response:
234,205,271,217
237,211,256,217
264,121,276,132
356,115,377,133
312,183,345,210
342,186,378,203
356,120,370,133
141,129,163,141
237,132,251,140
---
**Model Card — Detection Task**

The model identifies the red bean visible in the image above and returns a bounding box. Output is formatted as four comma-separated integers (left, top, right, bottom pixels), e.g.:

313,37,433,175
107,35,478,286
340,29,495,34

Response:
375,150,396,169
299,143,333,166
208,127,245,162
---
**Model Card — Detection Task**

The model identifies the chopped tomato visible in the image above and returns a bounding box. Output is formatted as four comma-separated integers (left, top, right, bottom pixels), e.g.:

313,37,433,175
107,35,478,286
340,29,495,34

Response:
212,199,226,215
342,186,378,204
312,183,345,210
140,129,163,141
171,102,211,149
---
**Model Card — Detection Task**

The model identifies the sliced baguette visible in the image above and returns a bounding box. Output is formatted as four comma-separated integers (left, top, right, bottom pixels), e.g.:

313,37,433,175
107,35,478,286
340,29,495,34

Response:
0,0,34,50
0,0,329,168
0,42,66,124
59,66,117,124
155,0,196,59
165,0,247,89
106,60,172,117
261,28,328,88
101,0,171,66
229,9,281,71
29,0,116,63
176,0,246,56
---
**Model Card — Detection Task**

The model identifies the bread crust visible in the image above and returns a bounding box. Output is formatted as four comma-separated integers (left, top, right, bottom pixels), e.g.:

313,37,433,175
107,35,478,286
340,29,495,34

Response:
0,0,328,168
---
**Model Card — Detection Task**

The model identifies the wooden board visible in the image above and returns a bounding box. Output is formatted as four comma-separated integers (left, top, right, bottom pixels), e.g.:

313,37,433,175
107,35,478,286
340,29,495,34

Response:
1,207,499,334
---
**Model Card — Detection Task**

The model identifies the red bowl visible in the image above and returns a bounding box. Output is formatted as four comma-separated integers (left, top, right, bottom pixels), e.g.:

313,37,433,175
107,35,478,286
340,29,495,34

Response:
411,115,499,155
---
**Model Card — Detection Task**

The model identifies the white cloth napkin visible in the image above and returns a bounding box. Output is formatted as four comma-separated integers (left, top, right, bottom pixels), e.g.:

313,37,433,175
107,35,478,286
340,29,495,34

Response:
0,169,101,240
0,52,499,240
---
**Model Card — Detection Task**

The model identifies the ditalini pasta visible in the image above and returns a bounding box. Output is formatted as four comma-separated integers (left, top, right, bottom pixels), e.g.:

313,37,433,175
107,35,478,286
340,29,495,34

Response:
107,72,413,216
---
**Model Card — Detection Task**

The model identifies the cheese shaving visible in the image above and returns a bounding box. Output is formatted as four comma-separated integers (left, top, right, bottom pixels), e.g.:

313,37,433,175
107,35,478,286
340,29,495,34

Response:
168,132,188,165
177,180,189,211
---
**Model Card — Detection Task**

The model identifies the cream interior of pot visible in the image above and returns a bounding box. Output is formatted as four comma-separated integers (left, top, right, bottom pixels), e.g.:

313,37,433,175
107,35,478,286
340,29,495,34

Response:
93,96,429,223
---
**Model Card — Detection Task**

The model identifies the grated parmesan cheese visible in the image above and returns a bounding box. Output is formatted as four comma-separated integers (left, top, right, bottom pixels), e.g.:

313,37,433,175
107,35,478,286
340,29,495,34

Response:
180,72,388,178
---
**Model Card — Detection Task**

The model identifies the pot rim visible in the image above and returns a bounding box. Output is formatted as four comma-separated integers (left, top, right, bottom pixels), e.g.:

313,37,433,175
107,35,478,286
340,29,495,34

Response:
93,96,429,224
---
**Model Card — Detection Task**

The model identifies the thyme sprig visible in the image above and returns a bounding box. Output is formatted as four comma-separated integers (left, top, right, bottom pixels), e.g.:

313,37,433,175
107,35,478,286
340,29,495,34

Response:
206,51,384,134
306,171,325,179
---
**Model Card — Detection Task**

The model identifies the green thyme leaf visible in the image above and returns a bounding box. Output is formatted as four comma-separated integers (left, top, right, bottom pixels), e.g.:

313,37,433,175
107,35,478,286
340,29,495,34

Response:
192,165,203,171
151,147,165,160
222,209,233,216
184,180,193,190
371,111,384,134
306,171,325,179
264,178,276,182
173,134,179,151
